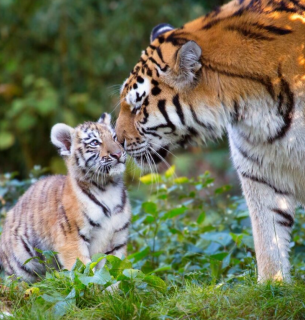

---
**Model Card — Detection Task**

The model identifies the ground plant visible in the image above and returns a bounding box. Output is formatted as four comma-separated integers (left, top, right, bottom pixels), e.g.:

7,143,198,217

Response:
0,166,305,319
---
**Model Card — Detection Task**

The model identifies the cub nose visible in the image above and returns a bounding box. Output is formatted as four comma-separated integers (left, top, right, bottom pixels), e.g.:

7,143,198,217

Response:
110,151,122,160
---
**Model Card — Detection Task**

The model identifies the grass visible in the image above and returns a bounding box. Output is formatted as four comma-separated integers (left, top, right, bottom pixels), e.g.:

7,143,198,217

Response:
1,274,305,319
153,280,305,319
1,168,305,319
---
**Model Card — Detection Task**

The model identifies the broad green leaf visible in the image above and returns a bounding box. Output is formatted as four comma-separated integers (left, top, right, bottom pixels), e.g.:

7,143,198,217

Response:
0,131,14,150
197,211,206,224
91,253,107,263
151,251,163,257
202,226,216,233
71,258,85,272
231,258,241,266
165,165,175,178
230,233,244,247
122,269,144,280
174,177,189,184
201,232,232,247
210,259,222,281
78,268,112,286
144,214,155,223
83,254,106,275
65,288,76,300
106,255,132,278
139,173,161,184
210,252,229,261
162,206,187,220
187,244,204,254
241,235,255,250
128,246,150,263
140,260,155,274
236,211,249,220
41,294,63,303
143,275,167,293
214,185,232,194
222,253,231,269
52,300,73,319
142,202,157,214
169,228,183,235
148,265,172,274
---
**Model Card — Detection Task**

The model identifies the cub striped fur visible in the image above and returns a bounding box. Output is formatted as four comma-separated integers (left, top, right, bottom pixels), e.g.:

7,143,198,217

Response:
0,113,130,282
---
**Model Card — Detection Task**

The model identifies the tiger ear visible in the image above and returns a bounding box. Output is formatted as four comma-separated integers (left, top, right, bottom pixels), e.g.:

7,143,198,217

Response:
150,23,175,42
51,123,74,157
174,40,202,84
98,113,112,126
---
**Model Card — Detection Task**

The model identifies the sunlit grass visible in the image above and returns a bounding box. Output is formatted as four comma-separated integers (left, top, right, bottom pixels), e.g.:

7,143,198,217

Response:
1,274,305,320
1,167,305,319
152,279,305,320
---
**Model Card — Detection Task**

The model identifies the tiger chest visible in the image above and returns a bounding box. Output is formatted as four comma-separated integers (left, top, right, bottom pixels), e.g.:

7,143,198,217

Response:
78,184,128,256
227,101,305,201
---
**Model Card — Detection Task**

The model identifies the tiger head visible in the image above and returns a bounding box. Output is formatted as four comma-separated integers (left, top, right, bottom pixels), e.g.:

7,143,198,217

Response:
51,113,126,182
116,0,299,165
115,21,227,165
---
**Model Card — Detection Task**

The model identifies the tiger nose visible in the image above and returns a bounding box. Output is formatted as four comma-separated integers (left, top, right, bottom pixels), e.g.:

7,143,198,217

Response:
110,151,122,160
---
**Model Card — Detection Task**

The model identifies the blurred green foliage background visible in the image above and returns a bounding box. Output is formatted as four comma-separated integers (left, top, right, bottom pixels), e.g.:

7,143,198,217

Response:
0,0,234,187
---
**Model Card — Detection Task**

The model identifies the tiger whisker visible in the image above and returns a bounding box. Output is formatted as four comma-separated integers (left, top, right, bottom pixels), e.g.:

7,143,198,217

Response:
145,150,160,193
148,146,172,171
110,97,125,114
149,141,178,159
127,155,138,183
137,154,145,190
107,84,122,97
143,152,154,193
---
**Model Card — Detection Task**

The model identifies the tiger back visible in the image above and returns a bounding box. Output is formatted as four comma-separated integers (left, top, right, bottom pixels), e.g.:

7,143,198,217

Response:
0,113,130,282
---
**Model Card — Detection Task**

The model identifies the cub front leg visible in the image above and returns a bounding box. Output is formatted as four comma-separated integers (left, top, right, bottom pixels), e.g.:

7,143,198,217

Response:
240,175,296,282
56,238,91,270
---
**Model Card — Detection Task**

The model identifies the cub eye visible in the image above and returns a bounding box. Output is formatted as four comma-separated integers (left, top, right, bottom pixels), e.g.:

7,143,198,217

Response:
89,140,100,146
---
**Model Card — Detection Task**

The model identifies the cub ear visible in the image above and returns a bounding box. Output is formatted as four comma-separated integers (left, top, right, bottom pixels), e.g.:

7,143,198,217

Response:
150,23,175,42
98,113,112,126
174,40,202,84
51,123,74,157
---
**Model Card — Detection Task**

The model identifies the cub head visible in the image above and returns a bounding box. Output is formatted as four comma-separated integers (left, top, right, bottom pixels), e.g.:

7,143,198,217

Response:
115,23,209,166
51,113,126,182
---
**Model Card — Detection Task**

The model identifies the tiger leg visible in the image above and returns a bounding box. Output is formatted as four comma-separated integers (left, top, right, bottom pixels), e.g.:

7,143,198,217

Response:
96,242,127,270
112,230,128,260
56,239,91,270
104,244,127,293
113,244,127,260
0,237,42,283
240,175,296,282
102,236,128,292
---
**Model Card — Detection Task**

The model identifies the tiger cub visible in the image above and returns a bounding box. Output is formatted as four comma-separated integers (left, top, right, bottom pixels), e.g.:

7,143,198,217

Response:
0,113,130,282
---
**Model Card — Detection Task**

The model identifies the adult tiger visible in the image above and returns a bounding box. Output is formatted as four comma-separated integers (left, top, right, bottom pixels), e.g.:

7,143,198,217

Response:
115,0,305,282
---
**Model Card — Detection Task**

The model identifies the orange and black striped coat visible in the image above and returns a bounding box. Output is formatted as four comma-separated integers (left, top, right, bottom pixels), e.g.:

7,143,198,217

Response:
0,113,130,282
115,0,305,282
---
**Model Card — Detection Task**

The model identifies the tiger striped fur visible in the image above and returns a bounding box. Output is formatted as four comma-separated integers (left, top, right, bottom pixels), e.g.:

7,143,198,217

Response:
116,0,305,282
0,113,130,282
